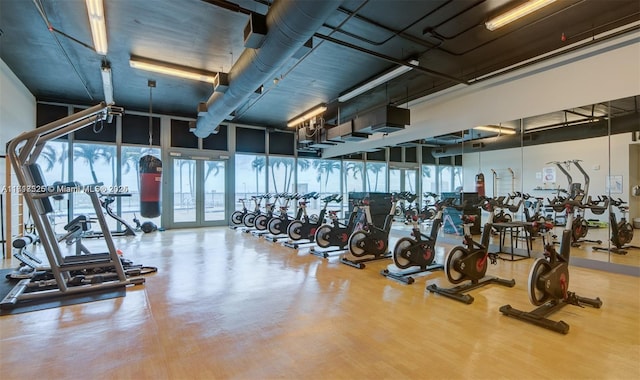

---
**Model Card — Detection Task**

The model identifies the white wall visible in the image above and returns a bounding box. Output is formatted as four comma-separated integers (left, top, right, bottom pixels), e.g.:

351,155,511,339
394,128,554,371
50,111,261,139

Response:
462,133,637,221
0,57,36,241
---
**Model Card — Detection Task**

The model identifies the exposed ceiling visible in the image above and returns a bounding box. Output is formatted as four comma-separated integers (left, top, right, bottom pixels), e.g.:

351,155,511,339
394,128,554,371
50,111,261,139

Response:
1,0,639,146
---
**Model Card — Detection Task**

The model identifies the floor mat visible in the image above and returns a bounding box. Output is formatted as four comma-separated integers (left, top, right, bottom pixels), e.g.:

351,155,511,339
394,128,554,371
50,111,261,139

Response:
0,269,126,316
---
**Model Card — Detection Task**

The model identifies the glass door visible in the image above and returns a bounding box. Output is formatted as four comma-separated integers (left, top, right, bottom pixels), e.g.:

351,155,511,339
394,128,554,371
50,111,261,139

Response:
169,156,226,228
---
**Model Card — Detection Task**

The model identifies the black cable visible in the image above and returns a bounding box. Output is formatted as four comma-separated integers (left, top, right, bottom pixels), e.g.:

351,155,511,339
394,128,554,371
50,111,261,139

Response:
32,0,94,100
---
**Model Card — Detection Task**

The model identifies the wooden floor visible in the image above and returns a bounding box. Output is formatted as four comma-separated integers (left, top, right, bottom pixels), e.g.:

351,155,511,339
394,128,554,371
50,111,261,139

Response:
1,225,639,379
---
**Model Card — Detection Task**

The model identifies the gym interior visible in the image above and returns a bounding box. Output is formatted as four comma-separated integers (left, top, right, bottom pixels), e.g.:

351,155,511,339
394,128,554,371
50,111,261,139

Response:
1,1,639,379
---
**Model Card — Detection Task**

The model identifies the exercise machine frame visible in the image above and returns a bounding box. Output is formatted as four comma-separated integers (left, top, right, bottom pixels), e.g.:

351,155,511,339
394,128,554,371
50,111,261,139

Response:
426,215,515,304
1,103,144,309
500,198,602,334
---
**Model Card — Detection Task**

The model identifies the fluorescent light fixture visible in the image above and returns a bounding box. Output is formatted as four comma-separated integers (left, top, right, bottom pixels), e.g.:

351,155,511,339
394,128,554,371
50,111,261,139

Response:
86,0,108,55
338,60,419,102
100,64,113,104
287,104,327,128
485,0,556,31
474,125,517,135
129,57,217,83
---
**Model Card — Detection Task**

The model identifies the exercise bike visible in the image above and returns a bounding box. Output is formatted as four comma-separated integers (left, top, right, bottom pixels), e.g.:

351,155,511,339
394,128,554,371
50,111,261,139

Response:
593,197,638,255
285,194,339,249
381,198,451,284
252,193,280,233
242,194,267,228
312,201,364,258
500,197,603,334
341,195,398,269
522,193,546,237
420,192,440,221
230,197,249,227
426,211,516,304
267,193,305,240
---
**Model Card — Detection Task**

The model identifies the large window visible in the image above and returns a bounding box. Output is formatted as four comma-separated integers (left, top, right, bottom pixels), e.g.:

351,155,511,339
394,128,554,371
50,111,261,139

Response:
389,168,401,193
72,142,117,229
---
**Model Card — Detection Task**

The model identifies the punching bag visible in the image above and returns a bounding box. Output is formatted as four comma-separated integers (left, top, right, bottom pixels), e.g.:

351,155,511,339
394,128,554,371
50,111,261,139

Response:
475,172,485,197
139,155,162,218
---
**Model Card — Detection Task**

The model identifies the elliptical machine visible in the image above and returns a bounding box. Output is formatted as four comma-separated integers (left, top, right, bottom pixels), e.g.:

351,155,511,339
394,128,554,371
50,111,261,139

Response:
83,193,137,238
500,195,603,334
593,197,638,255
426,203,516,304
341,195,398,269
381,198,451,284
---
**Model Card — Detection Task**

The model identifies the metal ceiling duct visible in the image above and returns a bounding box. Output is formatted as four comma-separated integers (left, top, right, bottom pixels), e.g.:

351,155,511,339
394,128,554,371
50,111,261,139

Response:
193,0,342,138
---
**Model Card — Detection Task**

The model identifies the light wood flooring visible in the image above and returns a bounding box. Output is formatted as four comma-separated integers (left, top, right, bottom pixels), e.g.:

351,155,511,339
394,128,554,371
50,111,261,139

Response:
1,224,639,379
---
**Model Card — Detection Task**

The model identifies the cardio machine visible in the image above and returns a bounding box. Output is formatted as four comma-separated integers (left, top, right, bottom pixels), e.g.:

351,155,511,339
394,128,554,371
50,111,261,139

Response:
230,197,249,227
284,194,339,249
81,193,137,239
550,160,602,247
341,195,398,269
500,197,603,334
381,198,451,284
426,209,516,304
267,192,309,240
311,201,364,258
593,197,638,255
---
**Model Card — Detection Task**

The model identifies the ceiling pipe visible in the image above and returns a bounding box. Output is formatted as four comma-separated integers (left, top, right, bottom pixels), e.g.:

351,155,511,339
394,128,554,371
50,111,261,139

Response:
193,0,342,138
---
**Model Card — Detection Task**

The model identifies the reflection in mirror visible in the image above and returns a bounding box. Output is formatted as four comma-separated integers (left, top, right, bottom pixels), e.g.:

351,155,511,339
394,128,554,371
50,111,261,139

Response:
428,96,638,272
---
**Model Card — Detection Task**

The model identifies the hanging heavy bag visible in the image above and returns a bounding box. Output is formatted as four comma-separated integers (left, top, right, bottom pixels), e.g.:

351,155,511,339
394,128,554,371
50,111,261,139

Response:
475,172,485,197
139,155,162,218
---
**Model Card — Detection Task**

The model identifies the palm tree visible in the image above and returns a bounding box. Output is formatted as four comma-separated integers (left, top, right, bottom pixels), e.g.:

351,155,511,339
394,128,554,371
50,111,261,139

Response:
282,159,295,192
366,162,385,192
313,159,341,194
345,161,363,193
251,156,265,194
122,147,141,191
269,157,285,194
204,161,223,182
73,143,107,184
38,144,58,173
58,143,68,182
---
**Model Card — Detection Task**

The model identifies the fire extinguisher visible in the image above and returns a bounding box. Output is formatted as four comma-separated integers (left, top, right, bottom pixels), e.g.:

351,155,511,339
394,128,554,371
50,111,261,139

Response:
139,155,162,218
475,172,485,197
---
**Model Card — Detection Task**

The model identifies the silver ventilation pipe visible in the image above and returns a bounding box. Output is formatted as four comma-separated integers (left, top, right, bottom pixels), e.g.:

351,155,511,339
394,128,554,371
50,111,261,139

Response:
193,0,342,138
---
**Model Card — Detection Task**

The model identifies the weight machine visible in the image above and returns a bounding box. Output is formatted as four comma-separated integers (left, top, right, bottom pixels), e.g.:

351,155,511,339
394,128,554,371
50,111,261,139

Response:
1,103,145,309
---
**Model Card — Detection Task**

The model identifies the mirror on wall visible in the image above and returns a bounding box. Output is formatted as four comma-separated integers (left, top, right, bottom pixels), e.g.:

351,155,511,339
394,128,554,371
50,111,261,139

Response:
436,95,639,271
